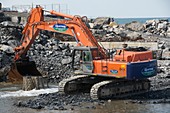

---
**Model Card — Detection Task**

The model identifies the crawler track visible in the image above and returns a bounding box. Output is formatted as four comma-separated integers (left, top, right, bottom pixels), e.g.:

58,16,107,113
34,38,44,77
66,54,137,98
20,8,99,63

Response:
59,75,150,100
59,75,113,94
59,75,89,94
90,79,150,100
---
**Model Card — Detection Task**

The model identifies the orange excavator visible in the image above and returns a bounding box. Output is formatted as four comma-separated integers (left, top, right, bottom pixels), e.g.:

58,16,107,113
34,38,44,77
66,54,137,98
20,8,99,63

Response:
8,6,157,99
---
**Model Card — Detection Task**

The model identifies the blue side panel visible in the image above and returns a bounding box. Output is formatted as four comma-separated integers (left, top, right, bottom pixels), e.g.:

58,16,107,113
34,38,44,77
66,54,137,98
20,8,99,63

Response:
127,59,157,80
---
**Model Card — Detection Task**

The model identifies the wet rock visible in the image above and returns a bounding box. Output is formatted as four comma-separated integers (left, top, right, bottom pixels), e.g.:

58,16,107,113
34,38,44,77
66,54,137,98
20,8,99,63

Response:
16,92,101,110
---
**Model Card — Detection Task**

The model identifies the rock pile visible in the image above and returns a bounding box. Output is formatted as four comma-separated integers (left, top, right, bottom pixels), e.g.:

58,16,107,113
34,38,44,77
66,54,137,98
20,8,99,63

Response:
15,92,102,110
0,21,22,81
27,31,74,82
144,19,170,37
89,18,170,42
0,21,75,83
89,18,146,42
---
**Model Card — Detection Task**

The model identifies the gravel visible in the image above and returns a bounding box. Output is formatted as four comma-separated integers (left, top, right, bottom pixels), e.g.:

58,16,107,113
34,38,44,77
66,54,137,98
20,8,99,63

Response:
14,92,102,110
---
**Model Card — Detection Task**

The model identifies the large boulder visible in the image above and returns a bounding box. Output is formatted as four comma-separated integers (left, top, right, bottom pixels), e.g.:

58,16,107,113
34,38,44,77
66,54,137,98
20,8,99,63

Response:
158,22,168,30
0,44,14,54
167,27,170,33
125,21,144,31
0,66,10,78
113,28,127,38
0,12,11,23
61,57,72,65
93,17,114,29
127,32,143,41
166,33,170,37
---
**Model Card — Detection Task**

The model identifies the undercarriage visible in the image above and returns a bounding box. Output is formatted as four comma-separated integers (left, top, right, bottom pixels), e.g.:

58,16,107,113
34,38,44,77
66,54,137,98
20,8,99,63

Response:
58,75,150,100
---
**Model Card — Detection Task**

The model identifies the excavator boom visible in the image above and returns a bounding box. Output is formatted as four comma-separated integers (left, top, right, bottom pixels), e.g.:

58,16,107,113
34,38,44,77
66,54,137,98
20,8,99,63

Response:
14,6,107,61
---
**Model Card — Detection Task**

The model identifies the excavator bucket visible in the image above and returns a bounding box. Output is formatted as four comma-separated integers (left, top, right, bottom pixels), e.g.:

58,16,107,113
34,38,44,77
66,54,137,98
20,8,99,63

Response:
8,61,42,83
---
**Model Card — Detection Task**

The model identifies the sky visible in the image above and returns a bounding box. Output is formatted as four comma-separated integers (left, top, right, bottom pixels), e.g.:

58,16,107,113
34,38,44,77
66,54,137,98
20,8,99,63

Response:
1,0,170,18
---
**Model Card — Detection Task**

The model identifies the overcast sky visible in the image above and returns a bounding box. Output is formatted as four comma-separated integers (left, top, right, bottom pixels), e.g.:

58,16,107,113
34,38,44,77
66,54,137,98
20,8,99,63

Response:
1,0,170,18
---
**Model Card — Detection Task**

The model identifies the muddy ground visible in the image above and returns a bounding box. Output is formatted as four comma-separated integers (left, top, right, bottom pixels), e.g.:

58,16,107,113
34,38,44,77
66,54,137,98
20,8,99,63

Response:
0,97,170,113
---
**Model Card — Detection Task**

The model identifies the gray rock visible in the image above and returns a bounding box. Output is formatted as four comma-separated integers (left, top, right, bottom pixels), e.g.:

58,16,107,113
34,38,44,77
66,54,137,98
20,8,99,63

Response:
146,19,155,25
7,40,20,48
0,66,10,77
113,29,127,38
102,24,109,29
107,27,113,33
158,22,167,30
166,33,170,37
11,16,19,23
167,27,170,33
0,44,14,54
93,17,113,29
89,23,94,29
144,32,153,36
0,21,19,27
127,32,142,41
61,57,72,65
15,92,102,110
125,21,144,31
160,33,165,37
95,29,107,35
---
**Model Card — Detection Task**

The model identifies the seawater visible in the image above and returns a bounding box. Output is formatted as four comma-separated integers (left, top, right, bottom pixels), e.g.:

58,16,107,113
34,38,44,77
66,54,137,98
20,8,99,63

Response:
114,17,170,24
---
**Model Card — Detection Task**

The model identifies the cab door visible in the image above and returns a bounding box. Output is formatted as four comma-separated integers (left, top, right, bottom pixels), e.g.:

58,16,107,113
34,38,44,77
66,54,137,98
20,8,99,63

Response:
80,50,93,73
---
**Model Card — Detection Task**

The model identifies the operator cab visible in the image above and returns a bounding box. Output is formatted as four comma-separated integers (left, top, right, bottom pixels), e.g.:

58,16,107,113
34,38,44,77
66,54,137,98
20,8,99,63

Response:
72,46,100,73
